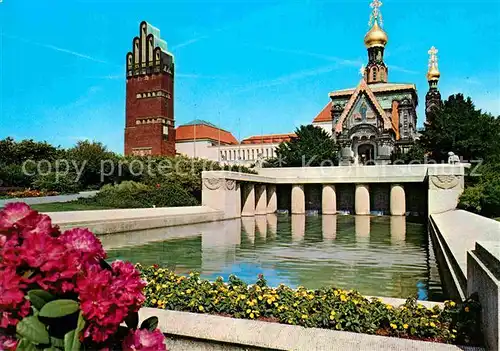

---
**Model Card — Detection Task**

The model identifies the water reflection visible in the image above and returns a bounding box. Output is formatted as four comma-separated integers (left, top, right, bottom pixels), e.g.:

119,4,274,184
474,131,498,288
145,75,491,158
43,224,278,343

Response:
355,216,370,246
291,214,305,242
105,214,443,301
391,216,406,243
267,214,277,238
255,215,267,239
322,215,336,241
241,217,255,244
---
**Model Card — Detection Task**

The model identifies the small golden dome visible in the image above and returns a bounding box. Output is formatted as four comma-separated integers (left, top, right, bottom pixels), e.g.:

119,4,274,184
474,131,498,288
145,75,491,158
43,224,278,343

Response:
427,65,440,81
364,21,388,48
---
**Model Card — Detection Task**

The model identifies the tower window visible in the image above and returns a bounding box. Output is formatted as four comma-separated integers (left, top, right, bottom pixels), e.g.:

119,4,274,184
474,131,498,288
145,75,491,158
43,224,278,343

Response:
372,68,377,81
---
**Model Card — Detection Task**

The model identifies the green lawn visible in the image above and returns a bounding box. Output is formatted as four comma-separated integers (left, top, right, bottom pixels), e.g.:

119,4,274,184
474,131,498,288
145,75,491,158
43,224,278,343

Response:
30,201,113,213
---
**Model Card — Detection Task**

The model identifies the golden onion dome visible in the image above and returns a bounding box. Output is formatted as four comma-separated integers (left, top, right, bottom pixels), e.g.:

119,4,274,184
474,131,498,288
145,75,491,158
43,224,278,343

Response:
364,21,388,48
427,65,441,81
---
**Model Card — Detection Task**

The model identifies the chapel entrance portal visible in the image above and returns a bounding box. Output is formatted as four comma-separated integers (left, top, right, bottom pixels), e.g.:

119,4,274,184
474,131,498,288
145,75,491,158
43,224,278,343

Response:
358,144,375,165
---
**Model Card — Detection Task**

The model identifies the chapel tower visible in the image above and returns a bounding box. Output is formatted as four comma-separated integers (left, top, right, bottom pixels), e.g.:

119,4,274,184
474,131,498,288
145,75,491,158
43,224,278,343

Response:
425,46,442,118
363,0,388,84
124,21,176,156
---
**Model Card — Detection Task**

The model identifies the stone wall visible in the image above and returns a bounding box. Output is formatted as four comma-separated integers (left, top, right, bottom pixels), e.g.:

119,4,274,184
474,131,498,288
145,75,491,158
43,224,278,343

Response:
430,210,500,351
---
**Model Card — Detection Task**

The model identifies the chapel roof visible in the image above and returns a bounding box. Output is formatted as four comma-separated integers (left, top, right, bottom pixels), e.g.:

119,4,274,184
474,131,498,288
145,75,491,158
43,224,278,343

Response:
312,103,332,123
329,83,417,97
334,79,393,134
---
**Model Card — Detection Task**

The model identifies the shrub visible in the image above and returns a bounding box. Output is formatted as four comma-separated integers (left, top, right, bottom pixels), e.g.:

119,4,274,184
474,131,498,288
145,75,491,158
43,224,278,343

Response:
459,162,500,218
83,181,198,209
118,155,256,201
141,266,483,346
459,185,484,214
0,203,167,350
0,164,35,188
32,172,81,193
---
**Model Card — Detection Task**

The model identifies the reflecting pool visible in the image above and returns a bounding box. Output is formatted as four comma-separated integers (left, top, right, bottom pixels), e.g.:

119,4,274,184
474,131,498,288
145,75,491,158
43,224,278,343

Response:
104,214,444,301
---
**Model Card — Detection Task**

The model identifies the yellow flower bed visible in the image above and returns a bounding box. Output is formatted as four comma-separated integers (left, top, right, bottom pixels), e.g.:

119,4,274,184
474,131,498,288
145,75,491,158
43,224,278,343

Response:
140,265,482,346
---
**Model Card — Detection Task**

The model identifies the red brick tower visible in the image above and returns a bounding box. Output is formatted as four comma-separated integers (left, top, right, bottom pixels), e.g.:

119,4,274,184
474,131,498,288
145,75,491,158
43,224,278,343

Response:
124,21,176,156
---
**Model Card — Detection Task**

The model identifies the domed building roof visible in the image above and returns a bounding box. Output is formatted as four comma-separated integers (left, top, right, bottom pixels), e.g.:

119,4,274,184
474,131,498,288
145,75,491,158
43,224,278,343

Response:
364,21,388,48
427,66,441,81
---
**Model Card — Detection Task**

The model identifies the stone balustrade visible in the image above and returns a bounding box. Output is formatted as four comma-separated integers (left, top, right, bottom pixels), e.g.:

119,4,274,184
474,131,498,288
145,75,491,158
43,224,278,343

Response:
202,164,468,219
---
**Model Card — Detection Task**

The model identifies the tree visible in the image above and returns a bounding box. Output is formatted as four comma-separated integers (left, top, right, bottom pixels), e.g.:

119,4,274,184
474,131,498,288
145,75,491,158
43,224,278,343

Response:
419,94,500,163
399,93,500,217
265,125,338,167
459,162,500,218
0,137,60,165
64,140,118,188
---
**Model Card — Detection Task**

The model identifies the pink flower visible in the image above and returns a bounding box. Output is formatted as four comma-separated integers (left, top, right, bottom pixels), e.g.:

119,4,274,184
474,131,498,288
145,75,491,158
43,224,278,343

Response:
0,267,30,328
19,232,67,271
60,228,106,262
122,329,167,351
19,213,58,238
0,203,152,346
77,262,146,343
0,335,18,351
0,203,59,238
0,203,32,231
35,251,81,294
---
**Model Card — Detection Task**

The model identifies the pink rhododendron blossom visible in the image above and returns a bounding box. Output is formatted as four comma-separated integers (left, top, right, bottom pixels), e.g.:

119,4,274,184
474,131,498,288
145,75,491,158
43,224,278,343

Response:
19,213,57,237
20,232,67,271
0,203,163,348
60,228,106,262
0,267,30,328
77,262,146,343
0,335,18,351
122,329,167,351
0,203,32,230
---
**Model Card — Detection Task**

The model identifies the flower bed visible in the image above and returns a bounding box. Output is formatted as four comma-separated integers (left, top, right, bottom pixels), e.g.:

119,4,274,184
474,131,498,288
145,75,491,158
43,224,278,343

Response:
0,203,167,350
141,266,483,346
3,189,59,198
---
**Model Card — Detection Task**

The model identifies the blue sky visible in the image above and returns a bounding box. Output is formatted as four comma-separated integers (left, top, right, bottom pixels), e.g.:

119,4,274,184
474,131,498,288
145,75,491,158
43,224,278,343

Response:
1,0,499,153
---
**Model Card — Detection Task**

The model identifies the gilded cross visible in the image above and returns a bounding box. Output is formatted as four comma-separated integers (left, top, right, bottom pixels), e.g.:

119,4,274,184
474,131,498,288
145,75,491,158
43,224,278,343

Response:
369,0,383,27
428,46,439,69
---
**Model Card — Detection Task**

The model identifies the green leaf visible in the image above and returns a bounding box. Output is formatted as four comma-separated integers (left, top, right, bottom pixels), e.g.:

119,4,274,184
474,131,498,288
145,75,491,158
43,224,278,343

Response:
140,316,158,331
39,300,79,318
64,312,85,351
16,338,37,351
16,316,50,345
27,290,56,311
125,311,139,330
64,331,77,351
50,337,64,348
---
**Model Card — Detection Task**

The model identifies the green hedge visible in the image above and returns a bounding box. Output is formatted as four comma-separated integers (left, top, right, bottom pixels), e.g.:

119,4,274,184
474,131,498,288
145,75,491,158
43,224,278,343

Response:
140,266,482,346
80,181,199,208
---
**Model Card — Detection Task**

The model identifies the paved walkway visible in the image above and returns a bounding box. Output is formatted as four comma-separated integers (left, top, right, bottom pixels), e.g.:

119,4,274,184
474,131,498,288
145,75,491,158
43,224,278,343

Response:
431,210,500,278
0,191,97,207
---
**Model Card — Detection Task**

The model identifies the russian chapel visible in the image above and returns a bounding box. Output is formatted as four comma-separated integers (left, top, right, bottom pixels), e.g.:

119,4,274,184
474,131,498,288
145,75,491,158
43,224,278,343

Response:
331,0,442,165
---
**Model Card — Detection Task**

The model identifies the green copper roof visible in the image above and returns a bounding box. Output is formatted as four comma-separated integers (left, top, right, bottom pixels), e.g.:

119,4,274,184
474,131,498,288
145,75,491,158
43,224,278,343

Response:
146,22,168,53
